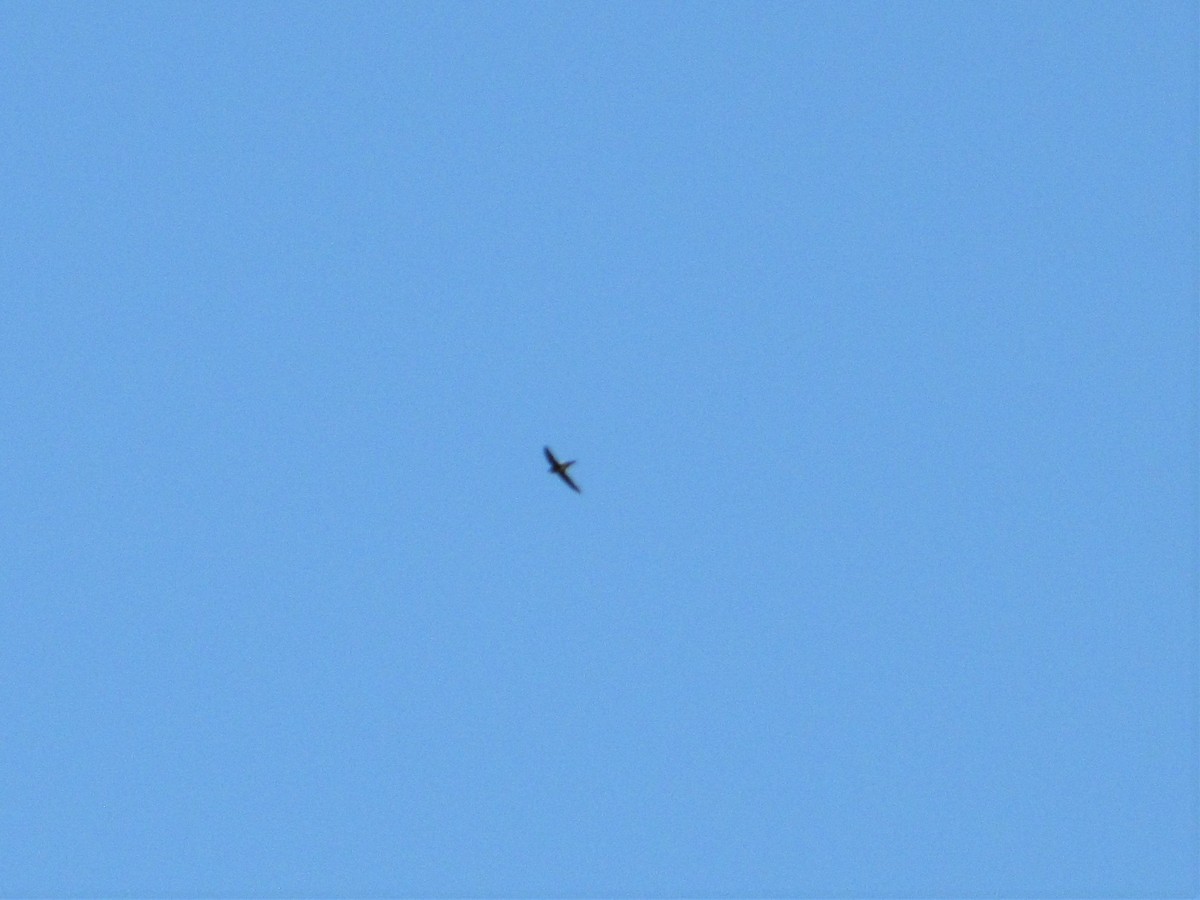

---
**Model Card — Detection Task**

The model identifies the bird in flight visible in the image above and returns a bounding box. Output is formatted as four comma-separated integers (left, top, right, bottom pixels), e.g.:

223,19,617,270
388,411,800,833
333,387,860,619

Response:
544,446,581,493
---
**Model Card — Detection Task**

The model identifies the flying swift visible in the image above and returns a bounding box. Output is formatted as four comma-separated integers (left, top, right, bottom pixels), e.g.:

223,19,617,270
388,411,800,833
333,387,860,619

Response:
543,446,581,494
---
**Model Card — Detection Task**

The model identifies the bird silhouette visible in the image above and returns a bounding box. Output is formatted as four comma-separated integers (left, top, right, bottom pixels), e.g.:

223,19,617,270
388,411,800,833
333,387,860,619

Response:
544,446,581,493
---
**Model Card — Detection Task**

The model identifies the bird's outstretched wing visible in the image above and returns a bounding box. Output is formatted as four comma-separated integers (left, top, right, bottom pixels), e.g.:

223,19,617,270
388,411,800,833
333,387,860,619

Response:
557,470,581,493
544,446,559,467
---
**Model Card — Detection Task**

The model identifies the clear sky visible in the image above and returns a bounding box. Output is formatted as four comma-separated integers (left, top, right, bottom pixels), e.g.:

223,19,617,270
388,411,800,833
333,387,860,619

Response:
1,2,1196,897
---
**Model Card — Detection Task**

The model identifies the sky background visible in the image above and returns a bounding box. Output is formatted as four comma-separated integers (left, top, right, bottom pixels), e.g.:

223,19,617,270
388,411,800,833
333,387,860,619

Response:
0,2,1196,896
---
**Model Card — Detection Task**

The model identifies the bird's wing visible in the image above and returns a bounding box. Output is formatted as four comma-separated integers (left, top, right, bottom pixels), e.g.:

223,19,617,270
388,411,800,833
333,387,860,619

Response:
558,470,582,493
544,446,559,467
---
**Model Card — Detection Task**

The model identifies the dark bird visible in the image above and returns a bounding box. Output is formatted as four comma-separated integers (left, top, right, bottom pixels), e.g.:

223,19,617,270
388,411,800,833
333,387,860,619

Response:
544,446,581,493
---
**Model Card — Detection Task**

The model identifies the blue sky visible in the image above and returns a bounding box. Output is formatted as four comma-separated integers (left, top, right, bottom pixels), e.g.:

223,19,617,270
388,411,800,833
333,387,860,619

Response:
1,2,1196,896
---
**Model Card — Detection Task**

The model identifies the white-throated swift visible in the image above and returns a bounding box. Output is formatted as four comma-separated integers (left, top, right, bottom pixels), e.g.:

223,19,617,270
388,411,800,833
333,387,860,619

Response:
544,446,581,493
